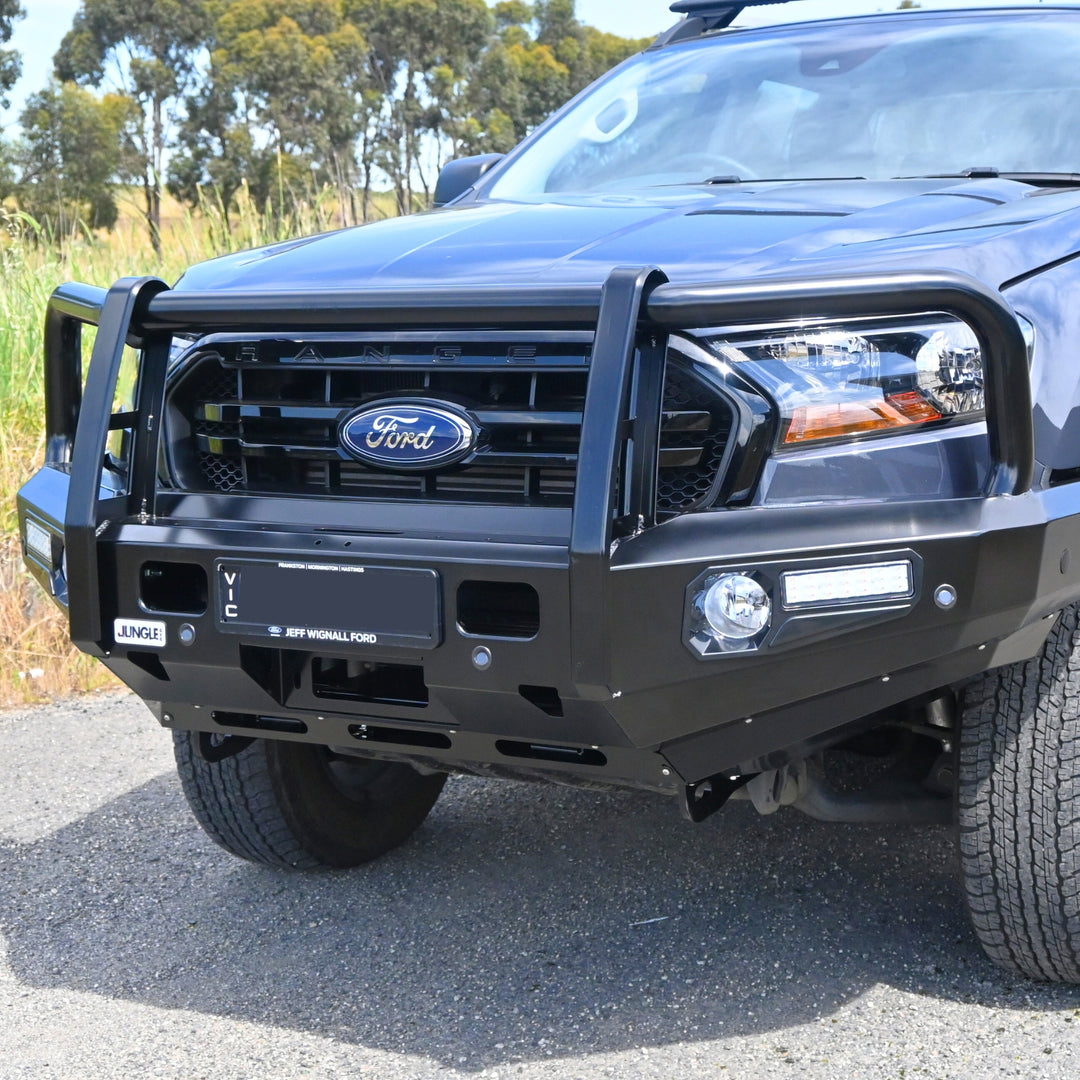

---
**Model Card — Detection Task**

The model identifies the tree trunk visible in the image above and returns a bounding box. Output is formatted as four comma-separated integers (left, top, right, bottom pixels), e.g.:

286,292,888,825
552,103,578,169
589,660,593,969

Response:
141,167,160,258
360,130,372,222
147,95,163,257
415,156,431,206
402,70,416,214
394,126,409,216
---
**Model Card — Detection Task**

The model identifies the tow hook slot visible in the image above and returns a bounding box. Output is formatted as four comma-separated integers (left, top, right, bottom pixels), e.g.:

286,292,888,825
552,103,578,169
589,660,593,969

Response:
196,731,255,763
680,772,757,823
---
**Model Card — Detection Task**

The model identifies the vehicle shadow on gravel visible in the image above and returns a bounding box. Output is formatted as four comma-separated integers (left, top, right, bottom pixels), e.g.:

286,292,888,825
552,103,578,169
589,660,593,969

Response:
0,771,1075,1069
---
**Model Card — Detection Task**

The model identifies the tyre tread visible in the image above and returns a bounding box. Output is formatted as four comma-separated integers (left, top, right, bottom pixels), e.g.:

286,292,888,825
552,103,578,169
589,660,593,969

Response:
958,606,1080,981
173,733,323,869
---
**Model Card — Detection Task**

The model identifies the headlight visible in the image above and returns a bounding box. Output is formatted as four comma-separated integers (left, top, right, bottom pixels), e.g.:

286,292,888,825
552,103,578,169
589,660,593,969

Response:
705,316,985,447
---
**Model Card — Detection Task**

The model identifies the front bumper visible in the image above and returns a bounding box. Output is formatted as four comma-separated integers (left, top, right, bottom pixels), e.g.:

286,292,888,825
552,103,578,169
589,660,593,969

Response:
18,266,1069,795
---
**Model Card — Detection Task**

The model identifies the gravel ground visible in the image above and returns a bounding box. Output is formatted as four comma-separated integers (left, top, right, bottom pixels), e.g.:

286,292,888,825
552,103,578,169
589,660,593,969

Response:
1,693,1078,1079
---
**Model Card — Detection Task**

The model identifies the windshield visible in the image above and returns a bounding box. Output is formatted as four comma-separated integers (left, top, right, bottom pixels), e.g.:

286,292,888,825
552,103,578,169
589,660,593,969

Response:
486,11,1080,197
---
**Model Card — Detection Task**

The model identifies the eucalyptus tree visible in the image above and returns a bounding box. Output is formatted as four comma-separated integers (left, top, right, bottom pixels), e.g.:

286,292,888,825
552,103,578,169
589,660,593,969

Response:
0,0,24,193
458,1,646,157
16,81,139,237
535,0,650,95
166,55,267,231
0,0,23,110
55,0,212,253
462,1,570,153
346,0,492,212
212,0,369,224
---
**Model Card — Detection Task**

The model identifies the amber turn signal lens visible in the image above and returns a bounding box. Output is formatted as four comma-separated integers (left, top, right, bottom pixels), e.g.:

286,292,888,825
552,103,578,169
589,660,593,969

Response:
783,390,942,445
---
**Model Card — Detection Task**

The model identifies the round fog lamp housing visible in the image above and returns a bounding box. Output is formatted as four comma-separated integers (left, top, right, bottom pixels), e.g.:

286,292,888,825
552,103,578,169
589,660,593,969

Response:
702,573,771,640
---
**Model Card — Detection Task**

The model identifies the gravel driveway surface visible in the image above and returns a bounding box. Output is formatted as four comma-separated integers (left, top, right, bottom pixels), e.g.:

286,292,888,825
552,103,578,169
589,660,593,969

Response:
1,692,1077,1079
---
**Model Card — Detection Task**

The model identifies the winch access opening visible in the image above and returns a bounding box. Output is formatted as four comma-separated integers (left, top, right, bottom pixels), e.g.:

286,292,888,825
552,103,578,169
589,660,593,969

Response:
313,658,429,707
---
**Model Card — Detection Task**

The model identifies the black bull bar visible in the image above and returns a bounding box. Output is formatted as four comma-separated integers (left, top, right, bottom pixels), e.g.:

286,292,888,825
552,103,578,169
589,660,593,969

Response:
40,267,1034,699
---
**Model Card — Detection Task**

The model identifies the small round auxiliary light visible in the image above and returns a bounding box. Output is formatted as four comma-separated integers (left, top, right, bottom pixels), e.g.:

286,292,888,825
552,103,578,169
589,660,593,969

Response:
472,646,493,671
702,573,771,640
934,583,958,610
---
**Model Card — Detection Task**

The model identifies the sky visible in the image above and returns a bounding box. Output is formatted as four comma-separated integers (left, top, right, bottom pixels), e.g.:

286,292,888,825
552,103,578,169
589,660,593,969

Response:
3,0,1053,121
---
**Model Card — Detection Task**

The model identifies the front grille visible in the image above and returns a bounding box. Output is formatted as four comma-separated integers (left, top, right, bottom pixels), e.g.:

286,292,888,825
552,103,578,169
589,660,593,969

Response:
656,361,736,518
166,335,736,517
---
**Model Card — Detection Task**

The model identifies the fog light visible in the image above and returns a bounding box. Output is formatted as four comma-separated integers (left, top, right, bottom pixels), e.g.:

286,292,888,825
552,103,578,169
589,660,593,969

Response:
702,574,771,640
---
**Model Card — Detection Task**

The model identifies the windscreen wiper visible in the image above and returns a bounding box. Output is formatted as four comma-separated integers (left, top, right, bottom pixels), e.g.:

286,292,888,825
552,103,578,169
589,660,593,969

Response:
895,167,1080,187
696,175,868,185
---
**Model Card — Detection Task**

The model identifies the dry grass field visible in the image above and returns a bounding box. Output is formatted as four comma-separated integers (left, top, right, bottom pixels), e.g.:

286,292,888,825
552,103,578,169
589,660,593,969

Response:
0,186,395,706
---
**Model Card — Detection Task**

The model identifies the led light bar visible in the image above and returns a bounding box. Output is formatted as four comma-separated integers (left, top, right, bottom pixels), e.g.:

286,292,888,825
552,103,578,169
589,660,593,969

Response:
24,519,53,565
781,561,913,607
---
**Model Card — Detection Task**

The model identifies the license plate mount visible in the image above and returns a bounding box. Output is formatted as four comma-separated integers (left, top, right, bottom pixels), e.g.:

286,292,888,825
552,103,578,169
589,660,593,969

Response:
216,559,441,650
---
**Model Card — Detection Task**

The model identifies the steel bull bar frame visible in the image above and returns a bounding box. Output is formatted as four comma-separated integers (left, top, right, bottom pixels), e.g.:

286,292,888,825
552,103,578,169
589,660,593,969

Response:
41,266,1034,699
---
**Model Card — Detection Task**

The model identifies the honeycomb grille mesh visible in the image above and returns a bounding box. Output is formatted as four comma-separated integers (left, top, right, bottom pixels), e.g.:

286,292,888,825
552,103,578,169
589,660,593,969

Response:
197,450,244,492
656,362,735,518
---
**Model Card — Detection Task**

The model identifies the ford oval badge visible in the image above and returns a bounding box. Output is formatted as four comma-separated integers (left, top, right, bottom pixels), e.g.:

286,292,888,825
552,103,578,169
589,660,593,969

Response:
339,400,476,471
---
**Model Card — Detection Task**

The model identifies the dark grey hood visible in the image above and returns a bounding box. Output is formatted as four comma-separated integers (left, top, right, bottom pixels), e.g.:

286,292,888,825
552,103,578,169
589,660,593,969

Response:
175,177,1080,295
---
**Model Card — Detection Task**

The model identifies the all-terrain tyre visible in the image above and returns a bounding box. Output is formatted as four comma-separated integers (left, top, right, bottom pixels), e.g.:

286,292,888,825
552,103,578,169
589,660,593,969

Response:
173,731,447,870
958,604,1080,982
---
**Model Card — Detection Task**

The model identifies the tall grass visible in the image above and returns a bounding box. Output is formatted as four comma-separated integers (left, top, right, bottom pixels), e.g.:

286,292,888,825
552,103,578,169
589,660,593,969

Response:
0,185,394,707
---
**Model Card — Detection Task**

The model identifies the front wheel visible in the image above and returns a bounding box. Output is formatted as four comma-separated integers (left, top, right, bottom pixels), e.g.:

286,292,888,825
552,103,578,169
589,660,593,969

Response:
957,604,1080,981
173,731,447,870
